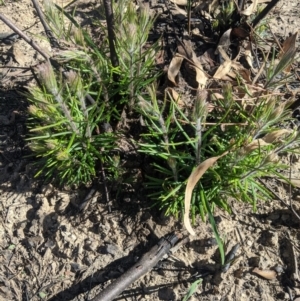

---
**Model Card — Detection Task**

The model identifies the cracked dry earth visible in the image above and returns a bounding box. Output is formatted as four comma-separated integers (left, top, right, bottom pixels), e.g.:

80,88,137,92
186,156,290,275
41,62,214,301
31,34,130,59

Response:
1,0,300,300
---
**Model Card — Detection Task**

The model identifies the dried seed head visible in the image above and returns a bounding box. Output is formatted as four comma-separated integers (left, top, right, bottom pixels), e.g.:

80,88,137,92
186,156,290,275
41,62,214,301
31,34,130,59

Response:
73,28,85,46
140,4,150,20
28,105,41,117
65,70,80,90
138,95,153,114
270,103,286,120
128,23,137,38
55,50,88,62
37,63,58,94
167,157,177,171
167,157,178,181
46,139,59,150
194,90,208,119
29,142,46,153
56,151,69,161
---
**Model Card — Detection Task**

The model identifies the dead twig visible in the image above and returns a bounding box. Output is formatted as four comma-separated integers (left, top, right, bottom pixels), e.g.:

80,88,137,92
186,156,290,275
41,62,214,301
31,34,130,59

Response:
103,0,119,69
99,160,112,213
31,0,60,48
251,0,281,28
90,232,182,301
0,13,50,61
286,231,299,282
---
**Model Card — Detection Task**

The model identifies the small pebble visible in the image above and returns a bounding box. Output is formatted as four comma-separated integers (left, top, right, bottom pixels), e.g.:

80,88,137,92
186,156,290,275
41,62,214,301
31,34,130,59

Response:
105,243,119,256
70,262,81,272
274,265,284,273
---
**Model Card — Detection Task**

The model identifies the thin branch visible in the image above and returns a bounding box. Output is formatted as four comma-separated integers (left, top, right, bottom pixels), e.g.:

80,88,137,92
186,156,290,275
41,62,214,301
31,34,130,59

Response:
251,0,281,28
103,0,119,68
90,232,182,301
0,13,50,60
99,160,112,213
31,0,60,48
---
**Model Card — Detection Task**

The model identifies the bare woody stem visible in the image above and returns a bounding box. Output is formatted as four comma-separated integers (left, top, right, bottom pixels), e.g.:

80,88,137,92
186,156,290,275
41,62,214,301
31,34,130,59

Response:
0,13,50,60
103,0,119,68
90,232,181,301
251,0,281,28
31,0,60,48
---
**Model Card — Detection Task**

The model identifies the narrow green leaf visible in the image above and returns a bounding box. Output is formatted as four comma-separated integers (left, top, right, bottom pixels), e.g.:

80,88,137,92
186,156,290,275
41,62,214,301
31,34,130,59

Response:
182,279,203,301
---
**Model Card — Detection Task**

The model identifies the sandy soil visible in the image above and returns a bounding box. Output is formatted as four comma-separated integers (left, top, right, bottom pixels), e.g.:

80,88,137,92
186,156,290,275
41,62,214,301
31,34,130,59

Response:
1,0,300,300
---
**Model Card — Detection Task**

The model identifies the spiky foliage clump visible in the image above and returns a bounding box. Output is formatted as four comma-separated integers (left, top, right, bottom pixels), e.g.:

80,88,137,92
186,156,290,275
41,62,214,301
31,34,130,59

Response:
27,64,116,185
138,81,299,220
26,0,158,185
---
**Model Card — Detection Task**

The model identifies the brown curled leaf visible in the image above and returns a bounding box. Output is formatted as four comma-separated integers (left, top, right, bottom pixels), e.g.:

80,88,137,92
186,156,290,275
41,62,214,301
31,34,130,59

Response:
184,151,228,235
168,54,184,86
263,129,292,143
252,268,277,280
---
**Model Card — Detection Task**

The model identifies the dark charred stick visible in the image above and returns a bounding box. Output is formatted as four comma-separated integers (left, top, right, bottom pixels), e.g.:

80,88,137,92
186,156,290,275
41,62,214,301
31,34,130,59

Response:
78,187,97,211
251,0,281,28
90,232,181,301
31,0,60,48
222,243,240,272
103,0,119,69
0,13,50,60
99,160,112,213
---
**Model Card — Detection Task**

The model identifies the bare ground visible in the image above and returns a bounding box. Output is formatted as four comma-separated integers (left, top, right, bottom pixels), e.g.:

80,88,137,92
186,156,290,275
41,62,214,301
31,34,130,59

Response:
1,0,300,300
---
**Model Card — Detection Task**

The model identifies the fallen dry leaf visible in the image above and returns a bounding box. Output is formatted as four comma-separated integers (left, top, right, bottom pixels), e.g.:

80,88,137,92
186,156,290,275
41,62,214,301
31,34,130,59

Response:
184,152,228,236
191,52,208,88
243,139,270,154
263,129,292,143
280,32,298,57
241,0,258,16
244,42,254,69
232,26,250,39
278,32,298,73
210,92,224,101
265,152,279,163
252,268,277,280
178,38,208,88
238,68,252,82
168,54,184,86
166,87,185,108
215,29,232,56
213,60,232,79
